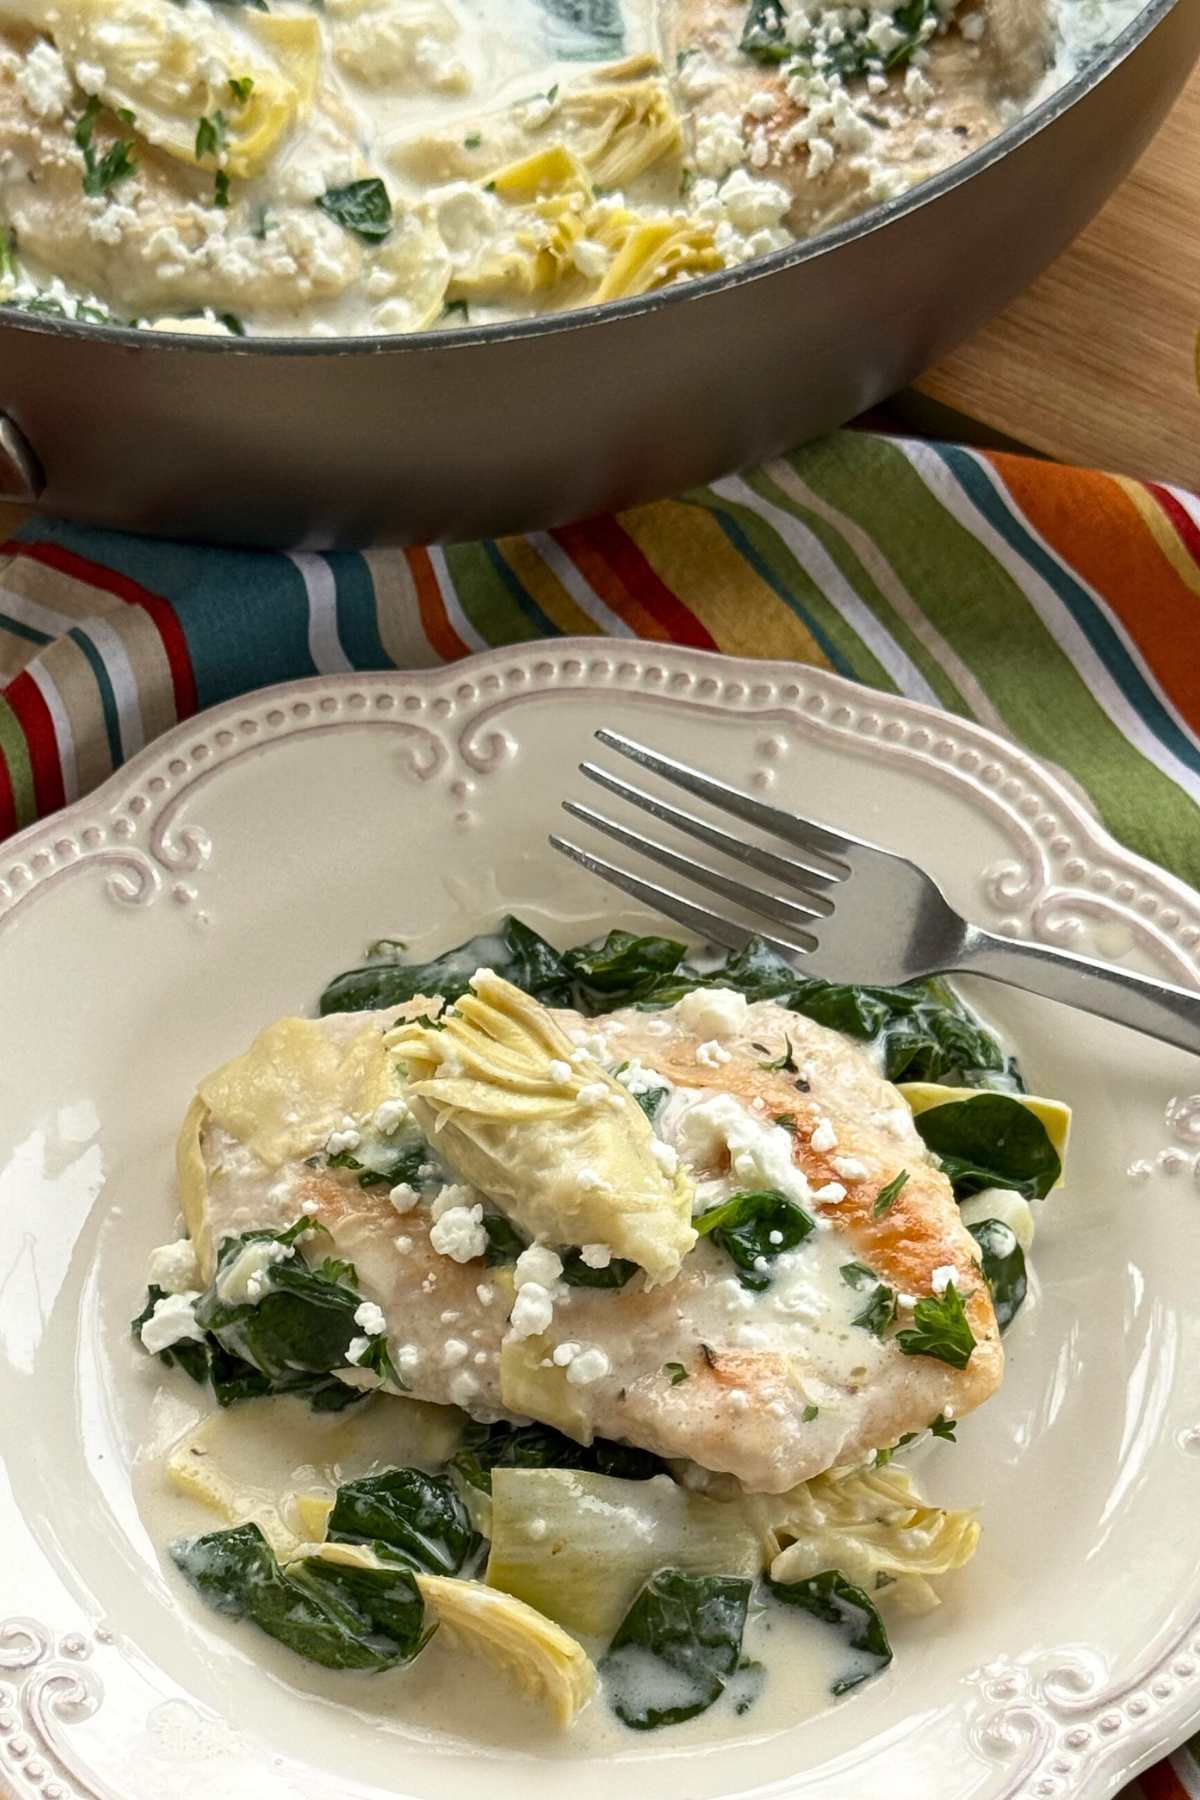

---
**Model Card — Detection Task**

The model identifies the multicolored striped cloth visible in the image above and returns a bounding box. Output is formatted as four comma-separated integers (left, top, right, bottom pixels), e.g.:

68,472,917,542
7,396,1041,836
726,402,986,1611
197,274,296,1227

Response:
0,431,1197,887
0,427,1198,1800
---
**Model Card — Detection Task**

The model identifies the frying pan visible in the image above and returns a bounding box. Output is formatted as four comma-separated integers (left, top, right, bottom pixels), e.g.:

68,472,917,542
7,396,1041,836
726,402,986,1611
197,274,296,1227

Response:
0,0,1193,549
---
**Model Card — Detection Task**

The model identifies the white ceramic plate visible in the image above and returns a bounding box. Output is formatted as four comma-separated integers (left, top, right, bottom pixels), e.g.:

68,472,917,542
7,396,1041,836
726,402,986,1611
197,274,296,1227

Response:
2,640,1200,1800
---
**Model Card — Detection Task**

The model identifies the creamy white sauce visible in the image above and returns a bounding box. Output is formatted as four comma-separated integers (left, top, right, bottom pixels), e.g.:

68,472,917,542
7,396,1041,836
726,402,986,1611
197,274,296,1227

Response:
0,0,1152,337
134,1388,864,1754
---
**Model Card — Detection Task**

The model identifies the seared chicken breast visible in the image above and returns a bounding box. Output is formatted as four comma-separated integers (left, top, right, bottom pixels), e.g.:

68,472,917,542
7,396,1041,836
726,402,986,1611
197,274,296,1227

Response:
182,976,1001,1495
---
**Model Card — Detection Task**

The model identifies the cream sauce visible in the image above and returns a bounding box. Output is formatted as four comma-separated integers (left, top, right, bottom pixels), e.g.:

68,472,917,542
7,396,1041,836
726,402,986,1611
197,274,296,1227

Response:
0,0,1153,338
133,1387,864,1755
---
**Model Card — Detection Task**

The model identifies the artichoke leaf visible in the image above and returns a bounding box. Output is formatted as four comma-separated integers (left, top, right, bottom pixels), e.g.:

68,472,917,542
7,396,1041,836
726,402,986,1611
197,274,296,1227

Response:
1,0,318,178
290,1541,596,1724
390,971,695,1284
762,1465,981,1617
198,1016,401,1169
486,1466,761,1637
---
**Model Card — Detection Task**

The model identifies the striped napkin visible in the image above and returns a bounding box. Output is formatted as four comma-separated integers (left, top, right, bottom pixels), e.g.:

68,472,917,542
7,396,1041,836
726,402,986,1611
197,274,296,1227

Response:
0,427,1198,1800
0,431,1196,886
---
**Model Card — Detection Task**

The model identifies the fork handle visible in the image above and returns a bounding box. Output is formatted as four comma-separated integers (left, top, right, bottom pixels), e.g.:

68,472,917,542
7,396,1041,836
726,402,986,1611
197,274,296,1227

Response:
953,926,1200,1055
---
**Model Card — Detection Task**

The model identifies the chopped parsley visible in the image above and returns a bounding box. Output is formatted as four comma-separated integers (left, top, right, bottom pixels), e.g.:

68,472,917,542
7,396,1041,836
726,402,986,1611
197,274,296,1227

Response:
896,1282,977,1371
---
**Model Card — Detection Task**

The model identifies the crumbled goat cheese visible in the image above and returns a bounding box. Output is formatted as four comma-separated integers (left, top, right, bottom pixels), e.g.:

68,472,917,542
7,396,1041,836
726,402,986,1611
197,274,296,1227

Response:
565,1346,611,1386
813,1181,847,1204
696,1039,732,1068
675,987,749,1040
831,1155,868,1181
17,41,73,121
650,1140,679,1178
441,1337,469,1366
147,1238,200,1295
430,1204,488,1263
140,1292,205,1356
514,1244,564,1288
810,1118,838,1153
547,1059,573,1083
509,1282,555,1339
579,1243,613,1270
450,1370,481,1406
431,1182,480,1219
931,1264,958,1295
373,1098,409,1134
389,1183,421,1214
354,1301,387,1337
326,1120,362,1155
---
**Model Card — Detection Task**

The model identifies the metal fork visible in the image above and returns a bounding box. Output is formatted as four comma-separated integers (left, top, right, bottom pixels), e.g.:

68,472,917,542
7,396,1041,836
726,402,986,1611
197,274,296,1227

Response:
550,729,1200,1056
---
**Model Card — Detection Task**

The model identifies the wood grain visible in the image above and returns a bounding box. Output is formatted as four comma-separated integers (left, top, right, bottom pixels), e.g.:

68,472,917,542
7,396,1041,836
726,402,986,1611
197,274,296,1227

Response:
910,69,1200,486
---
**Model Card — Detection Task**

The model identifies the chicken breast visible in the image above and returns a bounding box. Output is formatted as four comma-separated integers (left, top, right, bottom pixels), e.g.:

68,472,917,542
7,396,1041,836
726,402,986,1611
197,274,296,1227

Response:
183,984,1001,1495
665,0,1055,242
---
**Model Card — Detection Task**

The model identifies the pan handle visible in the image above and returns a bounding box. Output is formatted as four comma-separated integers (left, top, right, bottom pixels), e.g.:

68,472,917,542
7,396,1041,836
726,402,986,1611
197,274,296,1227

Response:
0,414,42,500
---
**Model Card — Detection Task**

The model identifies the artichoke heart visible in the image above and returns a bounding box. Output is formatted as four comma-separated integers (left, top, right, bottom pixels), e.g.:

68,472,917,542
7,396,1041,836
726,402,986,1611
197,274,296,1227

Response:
289,1543,596,1724
761,1464,981,1617
389,970,696,1284
1,0,317,178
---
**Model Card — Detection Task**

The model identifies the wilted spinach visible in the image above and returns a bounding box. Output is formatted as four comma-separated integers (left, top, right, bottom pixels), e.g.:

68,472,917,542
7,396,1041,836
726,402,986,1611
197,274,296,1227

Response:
694,1188,815,1292
559,1247,639,1289
741,0,938,75
915,1094,1059,1200
319,918,1018,1092
968,1219,1028,1332
450,1418,667,1493
602,1568,753,1729
327,1469,481,1576
765,1568,892,1695
480,1212,529,1265
319,916,574,1015
171,1522,430,1671
536,0,624,57
131,1280,365,1412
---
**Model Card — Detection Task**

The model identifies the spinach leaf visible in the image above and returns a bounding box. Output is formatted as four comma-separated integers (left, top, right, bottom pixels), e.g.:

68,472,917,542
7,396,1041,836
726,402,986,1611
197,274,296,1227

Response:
481,1212,528,1265
317,178,393,242
564,930,691,1006
967,1219,1027,1332
559,1247,638,1289
328,1469,481,1576
172,1523,430,1671
192,1222,401,1390
319,916,573,1015
914,1094,1059,1200
537,0,624,56
895,1282,977,1370
602,1569,752,1729
133,1284,367,1411
694,1189,815,1292
450,1419,667,1493
739,0,790,62
329,1135,431,1190
765,1568,892,1695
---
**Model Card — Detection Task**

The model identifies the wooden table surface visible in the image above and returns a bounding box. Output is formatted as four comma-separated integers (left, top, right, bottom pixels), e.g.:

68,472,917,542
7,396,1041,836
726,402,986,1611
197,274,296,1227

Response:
904,67,1200,488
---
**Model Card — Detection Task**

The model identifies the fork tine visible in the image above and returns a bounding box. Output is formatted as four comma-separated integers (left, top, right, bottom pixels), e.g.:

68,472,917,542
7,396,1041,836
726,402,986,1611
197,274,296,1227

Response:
594,728,857,870
579,760,840,900
549,835,813,960
562,800,823,941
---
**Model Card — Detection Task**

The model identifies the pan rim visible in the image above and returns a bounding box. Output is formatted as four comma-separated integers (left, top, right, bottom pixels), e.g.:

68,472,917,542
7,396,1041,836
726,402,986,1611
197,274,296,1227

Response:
0,0,1180,359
